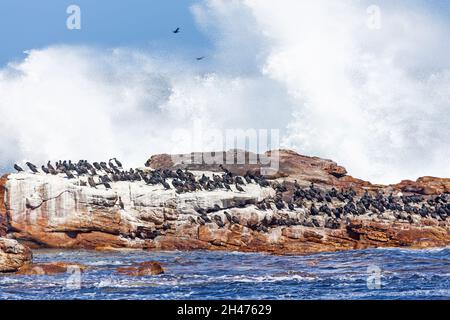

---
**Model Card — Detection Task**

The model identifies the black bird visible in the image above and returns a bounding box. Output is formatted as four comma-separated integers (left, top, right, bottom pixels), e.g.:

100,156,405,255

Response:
310,204,319,216
201,215,212,223
64,170,75,179
196,56,205,61
214,215,225,228
101,175,112,184
224,211,233,224
188,216,196,224
26,162,38,173
173,27,180,34
161,180,171,190
88,177,97,188
113,158,123,168
14,164,24,172
93,162,102,171
118,197,124,210
41,166,49,174
47,161,56,171
235,176,246,185
100,162,112,173
235,184,245,192
108,159,116,169
197,216,206,225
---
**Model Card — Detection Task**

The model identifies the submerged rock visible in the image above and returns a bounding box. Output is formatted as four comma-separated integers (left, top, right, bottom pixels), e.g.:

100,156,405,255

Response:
16,262,88,275
117,261,164,276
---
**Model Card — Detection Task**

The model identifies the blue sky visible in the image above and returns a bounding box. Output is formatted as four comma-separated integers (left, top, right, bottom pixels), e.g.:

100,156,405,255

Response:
0,0,210,66
0,0,448,67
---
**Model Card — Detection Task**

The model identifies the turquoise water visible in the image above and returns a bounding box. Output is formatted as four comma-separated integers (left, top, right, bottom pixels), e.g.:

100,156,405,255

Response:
0,248,448,300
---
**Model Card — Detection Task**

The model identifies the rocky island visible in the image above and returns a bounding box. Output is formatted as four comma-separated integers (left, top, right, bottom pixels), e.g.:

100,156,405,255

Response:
1,149,449,272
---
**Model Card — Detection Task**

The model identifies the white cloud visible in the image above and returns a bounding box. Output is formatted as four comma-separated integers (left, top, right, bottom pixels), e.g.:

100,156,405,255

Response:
0,0,449,184
193,0,450,183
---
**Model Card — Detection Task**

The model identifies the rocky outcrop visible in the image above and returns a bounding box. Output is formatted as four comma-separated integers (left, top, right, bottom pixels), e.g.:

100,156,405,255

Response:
1,150,449,254
147,149,349,184
147,150,450,196
1,171,274,249
394,177,450,196
0,237,32,272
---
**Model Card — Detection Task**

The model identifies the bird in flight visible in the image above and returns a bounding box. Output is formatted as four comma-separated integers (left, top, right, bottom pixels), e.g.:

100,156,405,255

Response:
196,56,205,61
173,27,180,34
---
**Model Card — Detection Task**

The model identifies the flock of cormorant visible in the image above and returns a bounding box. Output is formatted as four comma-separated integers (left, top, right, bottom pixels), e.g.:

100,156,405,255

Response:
13,160,269,194
13,159,449,231
191,180,449,232
258,181,449,230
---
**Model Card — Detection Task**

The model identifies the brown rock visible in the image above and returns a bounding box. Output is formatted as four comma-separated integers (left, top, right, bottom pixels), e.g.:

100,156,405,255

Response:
393,177,450,195
0,175,9,237
117,261,164,276
0,238,33,273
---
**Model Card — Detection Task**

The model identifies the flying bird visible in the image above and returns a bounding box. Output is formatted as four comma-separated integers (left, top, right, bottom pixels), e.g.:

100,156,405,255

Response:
173,27,180,34
196,56,205,61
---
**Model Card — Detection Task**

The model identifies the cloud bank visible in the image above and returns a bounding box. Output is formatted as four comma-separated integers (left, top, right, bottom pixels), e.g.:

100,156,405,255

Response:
0,0,449,184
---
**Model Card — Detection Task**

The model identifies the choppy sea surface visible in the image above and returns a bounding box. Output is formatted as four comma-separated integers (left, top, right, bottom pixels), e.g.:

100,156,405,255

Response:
0,248,448,300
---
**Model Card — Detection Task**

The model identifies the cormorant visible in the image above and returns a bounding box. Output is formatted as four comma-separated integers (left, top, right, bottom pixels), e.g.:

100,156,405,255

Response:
47,161,55,171
118,197,124,209
161,180,171,190
64,170,75,179
113,158,123,168
101,175,112,183
188,216,196,224
26,162,38,173
214,215,225,228
88,177,97,188
231,216,240,224
310,204,319,216
108,159,116,169
14,164,24,172
173,27,180,34
93,162,102,171
197,216,206,225
41,166,49,174
224,211,232,224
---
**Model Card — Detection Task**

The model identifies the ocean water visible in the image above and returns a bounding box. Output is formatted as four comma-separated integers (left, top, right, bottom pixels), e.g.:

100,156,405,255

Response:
0,248,448,300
